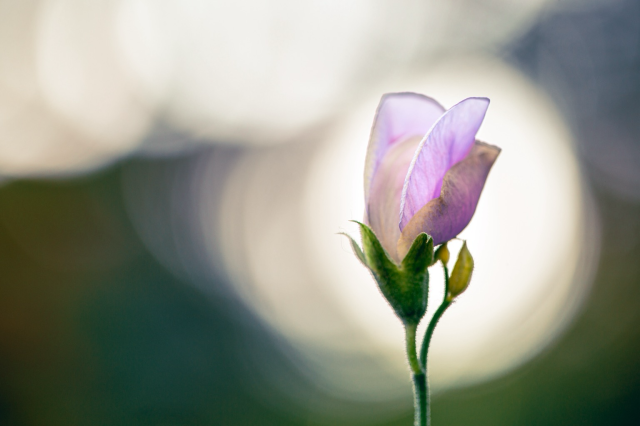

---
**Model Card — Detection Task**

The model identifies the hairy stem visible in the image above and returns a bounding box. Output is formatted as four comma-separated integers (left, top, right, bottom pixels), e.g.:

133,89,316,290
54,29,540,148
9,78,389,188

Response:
420,264,452,370
405,324,426,425
405,323,422,375
412,373,427,426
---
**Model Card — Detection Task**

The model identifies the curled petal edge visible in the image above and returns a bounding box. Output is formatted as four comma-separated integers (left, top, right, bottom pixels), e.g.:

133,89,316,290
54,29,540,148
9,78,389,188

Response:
397,141,501,260
399,97,490,230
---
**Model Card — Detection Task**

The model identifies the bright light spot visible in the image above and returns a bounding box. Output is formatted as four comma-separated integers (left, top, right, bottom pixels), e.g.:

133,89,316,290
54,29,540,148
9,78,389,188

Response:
209,56,598,398
413,57,593,387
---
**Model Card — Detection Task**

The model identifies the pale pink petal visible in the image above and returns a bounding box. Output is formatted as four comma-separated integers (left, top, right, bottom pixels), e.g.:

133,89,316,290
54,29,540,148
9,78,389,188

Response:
397,141,500,259
364,93,445,206
367,136,422,262
399,97,490,230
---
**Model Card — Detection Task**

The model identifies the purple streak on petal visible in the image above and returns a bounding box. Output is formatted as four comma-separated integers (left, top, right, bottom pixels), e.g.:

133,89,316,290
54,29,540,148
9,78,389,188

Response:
397,141,500,259
364,93,445,206
399,97,490,231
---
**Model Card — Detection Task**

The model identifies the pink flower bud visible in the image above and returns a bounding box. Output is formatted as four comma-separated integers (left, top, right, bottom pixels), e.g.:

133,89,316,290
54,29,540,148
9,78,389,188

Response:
363,93,500,262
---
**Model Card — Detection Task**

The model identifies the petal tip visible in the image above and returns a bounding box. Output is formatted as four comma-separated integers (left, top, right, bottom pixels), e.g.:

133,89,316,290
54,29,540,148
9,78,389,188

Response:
458,96,490,112
475,140,502,159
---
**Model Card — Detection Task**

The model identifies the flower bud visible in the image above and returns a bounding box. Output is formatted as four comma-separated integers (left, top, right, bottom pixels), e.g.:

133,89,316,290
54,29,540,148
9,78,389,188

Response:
434,243,450,265
447,241,474,300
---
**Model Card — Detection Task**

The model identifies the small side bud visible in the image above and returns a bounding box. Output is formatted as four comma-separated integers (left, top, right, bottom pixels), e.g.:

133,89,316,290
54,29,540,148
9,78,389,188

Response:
447,241,474,301
434,243,450,265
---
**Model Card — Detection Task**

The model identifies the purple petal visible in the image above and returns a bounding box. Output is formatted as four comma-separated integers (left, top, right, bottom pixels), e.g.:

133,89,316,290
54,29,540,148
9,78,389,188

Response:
364,93,445,207
397,141,501,259
399,97,490,231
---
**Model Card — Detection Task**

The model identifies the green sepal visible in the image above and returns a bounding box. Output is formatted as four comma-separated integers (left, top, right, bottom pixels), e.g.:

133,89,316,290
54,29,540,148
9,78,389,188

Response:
338,232,367,266
401,233,434,275
398,232,432,325
350,221,433,326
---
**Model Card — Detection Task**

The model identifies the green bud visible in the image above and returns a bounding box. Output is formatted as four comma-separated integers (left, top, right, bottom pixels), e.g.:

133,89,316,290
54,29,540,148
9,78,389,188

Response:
434,242,450,265
447,241,474,301
346,221,433,326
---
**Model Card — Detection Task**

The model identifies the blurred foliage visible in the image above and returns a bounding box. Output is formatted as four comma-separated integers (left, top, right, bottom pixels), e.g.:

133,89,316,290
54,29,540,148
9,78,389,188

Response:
0,166,414,426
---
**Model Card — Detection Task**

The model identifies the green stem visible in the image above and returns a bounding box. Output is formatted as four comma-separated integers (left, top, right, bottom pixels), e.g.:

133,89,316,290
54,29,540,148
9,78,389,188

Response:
405,324,426,425
412,373,427,426
405,323,422,376
418,263,453,425
419,299,452,370
420,264,452,370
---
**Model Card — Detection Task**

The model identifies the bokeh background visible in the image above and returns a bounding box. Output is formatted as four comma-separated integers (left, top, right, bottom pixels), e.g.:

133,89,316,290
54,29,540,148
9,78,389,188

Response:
0,0,639,425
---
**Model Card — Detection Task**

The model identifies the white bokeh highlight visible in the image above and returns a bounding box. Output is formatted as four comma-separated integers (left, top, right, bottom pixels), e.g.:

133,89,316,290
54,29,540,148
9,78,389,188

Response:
210,56,597,397
0,0,556,176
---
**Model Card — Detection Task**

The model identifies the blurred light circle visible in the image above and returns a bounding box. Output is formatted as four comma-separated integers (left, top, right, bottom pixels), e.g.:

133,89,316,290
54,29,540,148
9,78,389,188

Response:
115,0,173,107
207,56,598,399
118,0,428,145
0,0,556,177
0,0,140,176
36,0,153,152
